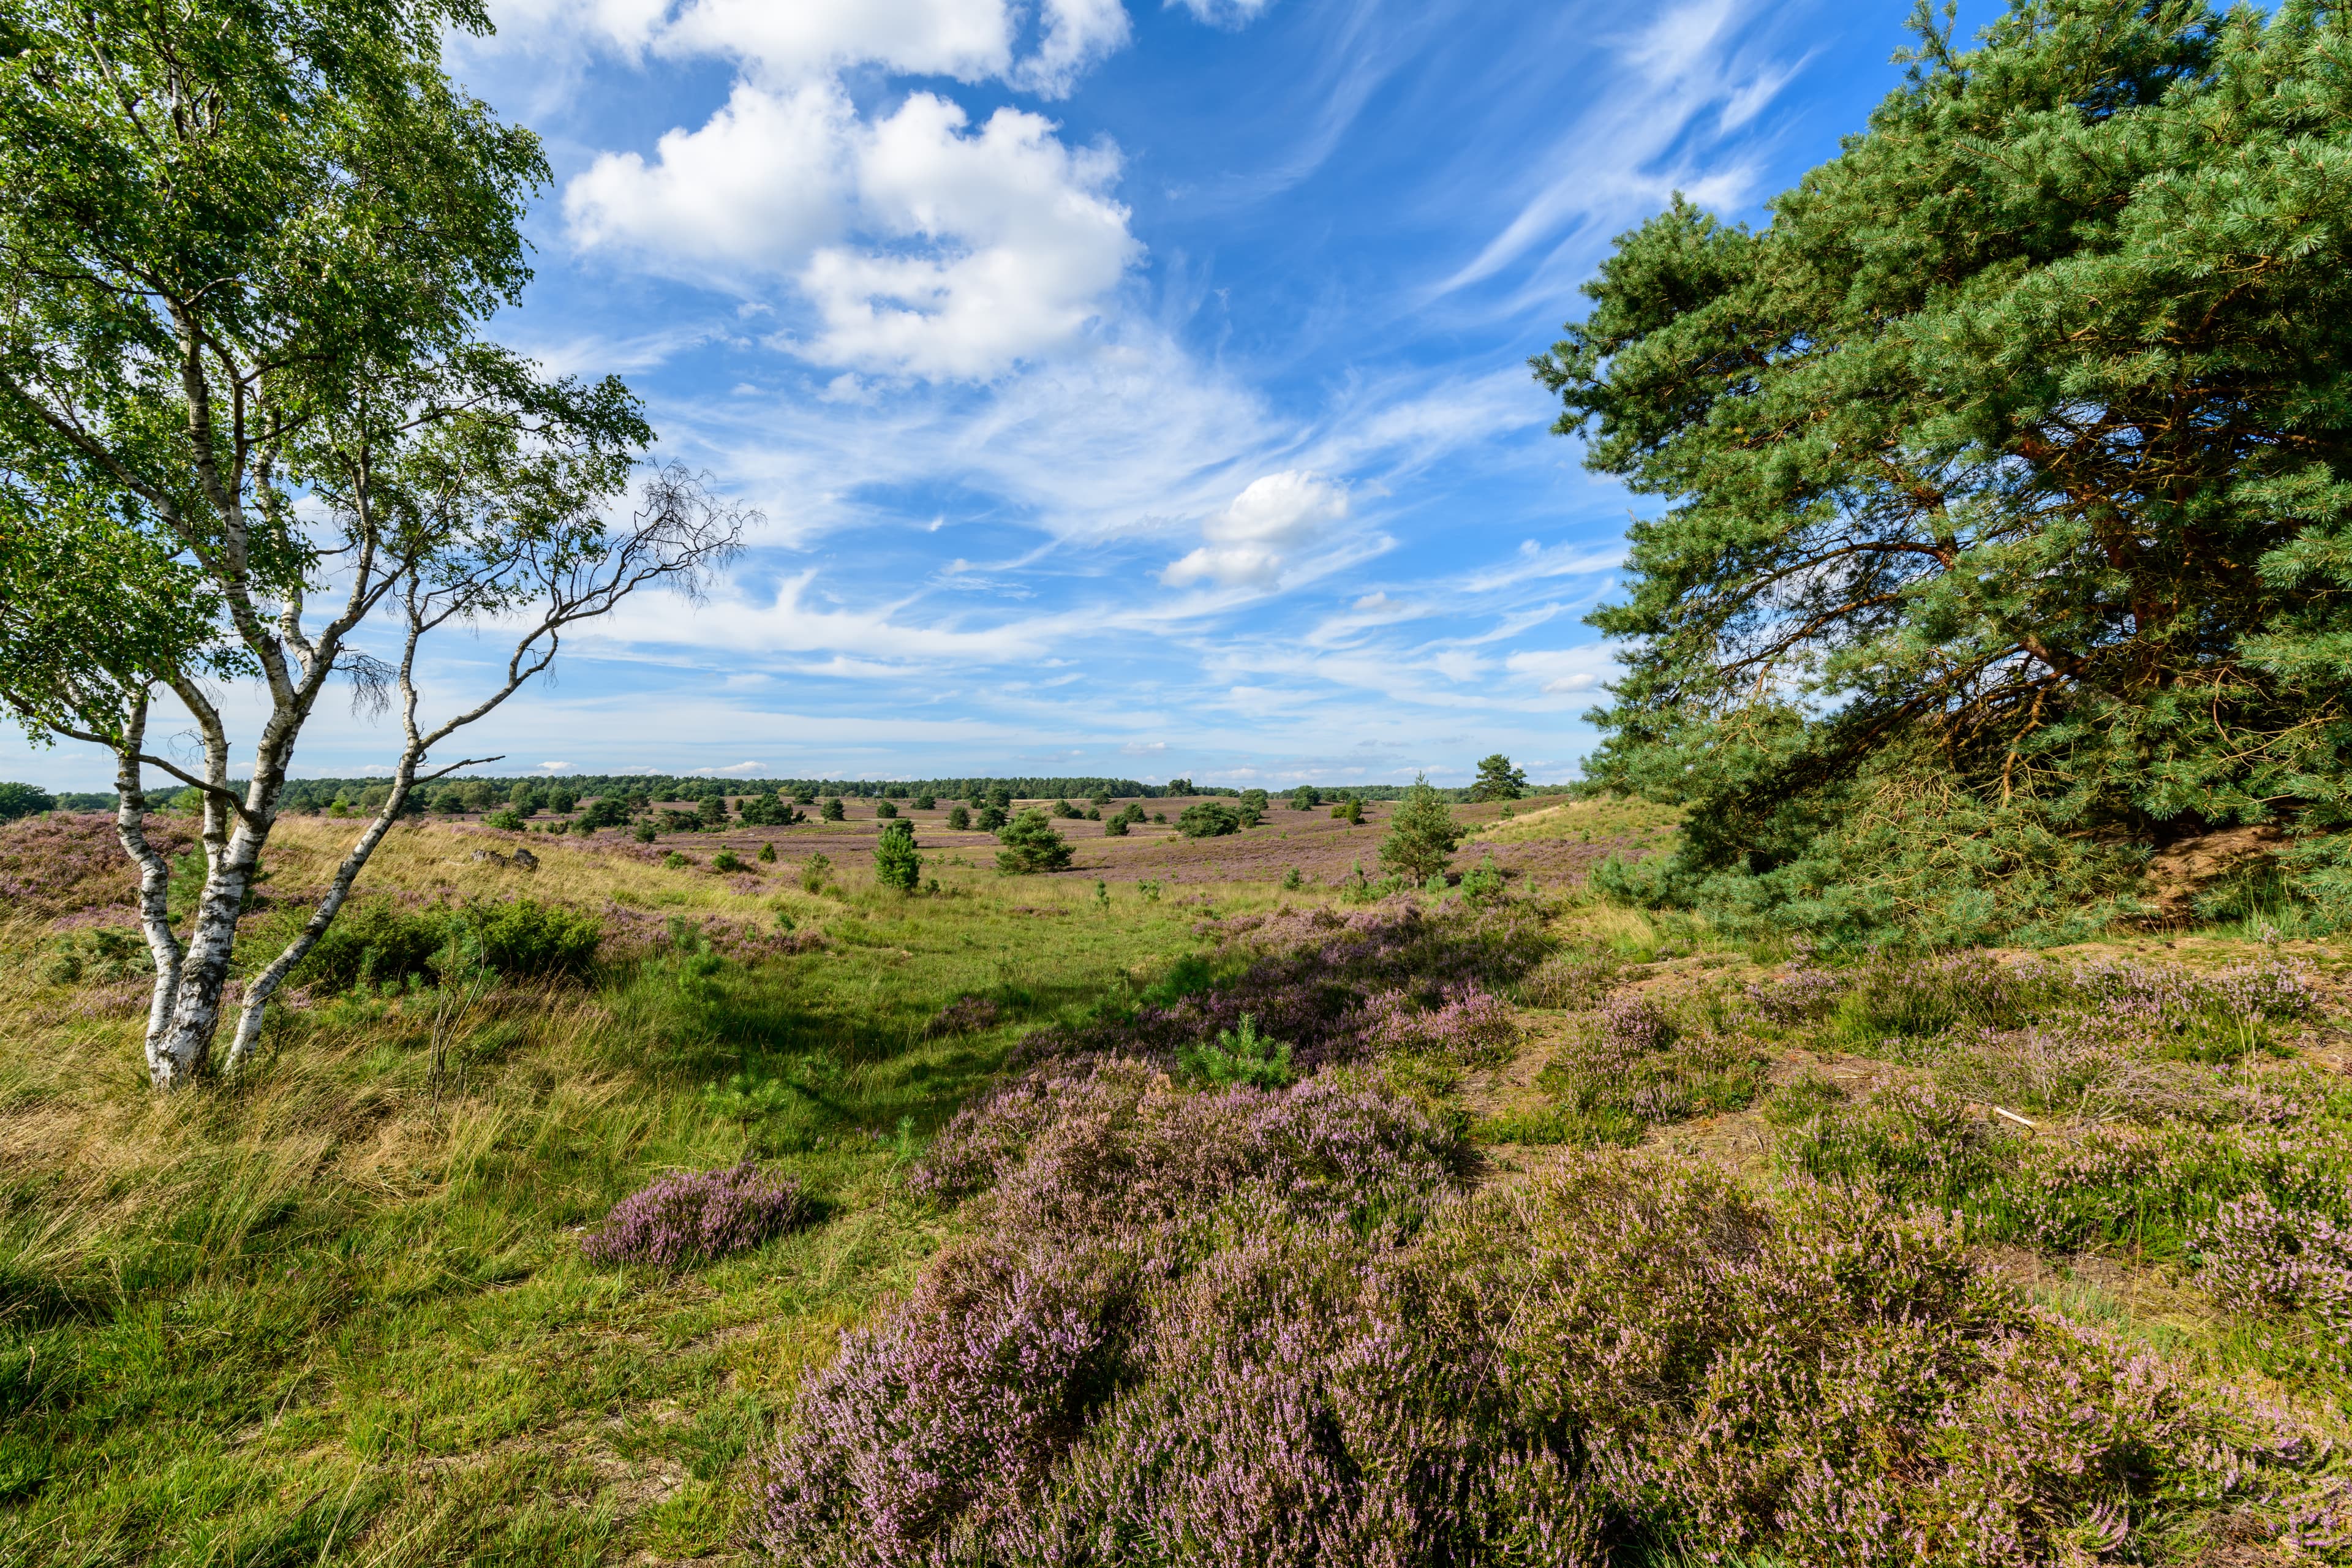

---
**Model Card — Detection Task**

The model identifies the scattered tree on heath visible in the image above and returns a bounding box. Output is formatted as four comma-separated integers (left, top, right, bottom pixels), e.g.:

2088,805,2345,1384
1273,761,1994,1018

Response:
1380,774,1461,883
1178,801,1241,838
0,1,748,1086
995,809,1073,875
873,820,921,892
1470,755,1526,802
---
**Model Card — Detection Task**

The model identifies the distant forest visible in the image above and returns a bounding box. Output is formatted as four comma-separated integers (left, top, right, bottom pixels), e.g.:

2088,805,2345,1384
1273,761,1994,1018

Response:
45,774,1537,814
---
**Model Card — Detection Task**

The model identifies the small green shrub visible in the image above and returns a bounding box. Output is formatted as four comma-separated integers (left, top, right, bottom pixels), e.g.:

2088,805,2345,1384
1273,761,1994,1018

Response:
1104,815,1129,837
467,898,604,979
946,805,972,831
293,901,452,991
758,842,777,864
996,809,1074,875
1781,1085,2018,1207
915,793,937,810
485,809,524,832
821,798,846,822
712,850,746,873
665,851,693,869
1281,867,1304,891
801,854,833,894
1458,855,1505,903
635,823,658,843
975,804,1008,832
874,821,921,893
1177,1014,1295,1089
1763,1070,1849,1128
1177,801,1240,838
875,801,899,819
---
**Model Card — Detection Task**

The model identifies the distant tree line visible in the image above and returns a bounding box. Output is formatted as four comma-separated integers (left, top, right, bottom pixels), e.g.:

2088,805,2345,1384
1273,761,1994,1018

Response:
41,771,1563,815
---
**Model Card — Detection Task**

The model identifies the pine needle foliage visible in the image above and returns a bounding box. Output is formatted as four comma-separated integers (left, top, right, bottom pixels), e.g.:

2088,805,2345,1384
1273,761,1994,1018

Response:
1469,755,1526,802
873,819,921,894
1379,774,1461,883
995,809,1074,876
1537,0,2352,944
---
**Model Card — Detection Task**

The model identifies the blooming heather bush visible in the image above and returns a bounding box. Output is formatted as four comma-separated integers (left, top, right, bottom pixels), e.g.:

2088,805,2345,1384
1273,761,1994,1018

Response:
581,1161,810,1271
2196,1192,2352,1338
1364,982,1520,1066
913,1058,1467,1244
1788,1091,2352,1262
1009,900,1551,1078
761,1242,1145,1564
765,1152,2339,1564
1534,986,1768,1133
1746,960,1845,1022
1599,991,1674,1053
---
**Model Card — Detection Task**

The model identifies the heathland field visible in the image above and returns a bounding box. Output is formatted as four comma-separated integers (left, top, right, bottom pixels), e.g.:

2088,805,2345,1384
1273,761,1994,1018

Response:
6,801,2352,1564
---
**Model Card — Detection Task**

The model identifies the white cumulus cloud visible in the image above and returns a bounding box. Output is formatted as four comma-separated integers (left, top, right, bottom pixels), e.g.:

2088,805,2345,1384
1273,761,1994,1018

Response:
564,80,853,270
565,86,1139,377
1164,470,1349,589
798,95,1138,375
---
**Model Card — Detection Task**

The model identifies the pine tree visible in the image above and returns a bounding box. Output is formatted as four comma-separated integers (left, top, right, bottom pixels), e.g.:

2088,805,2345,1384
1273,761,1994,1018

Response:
1469,755,1526,802
873,820,921,892
995,809,1073,875
1379,774,1460,883
1533,0,2352,941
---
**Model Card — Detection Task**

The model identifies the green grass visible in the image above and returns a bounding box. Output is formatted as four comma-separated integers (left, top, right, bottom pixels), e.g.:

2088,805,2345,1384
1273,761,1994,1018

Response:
0,851,1237,1567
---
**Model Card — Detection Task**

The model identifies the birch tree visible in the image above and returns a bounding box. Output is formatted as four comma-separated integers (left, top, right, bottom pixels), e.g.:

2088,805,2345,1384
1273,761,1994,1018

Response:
0,1,747,1086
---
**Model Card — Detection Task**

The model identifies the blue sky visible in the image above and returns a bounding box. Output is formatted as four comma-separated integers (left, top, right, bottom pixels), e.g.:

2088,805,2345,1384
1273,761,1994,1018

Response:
18,0,1987,793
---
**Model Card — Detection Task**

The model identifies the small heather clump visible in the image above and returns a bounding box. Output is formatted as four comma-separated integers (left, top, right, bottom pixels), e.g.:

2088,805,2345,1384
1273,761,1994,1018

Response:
1599,990,1675,1053
1746,960,1846,1022
924,993,1004,1039
1364,982,1519,1066
2196,1191,2352,1338
581,1161,810,1271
